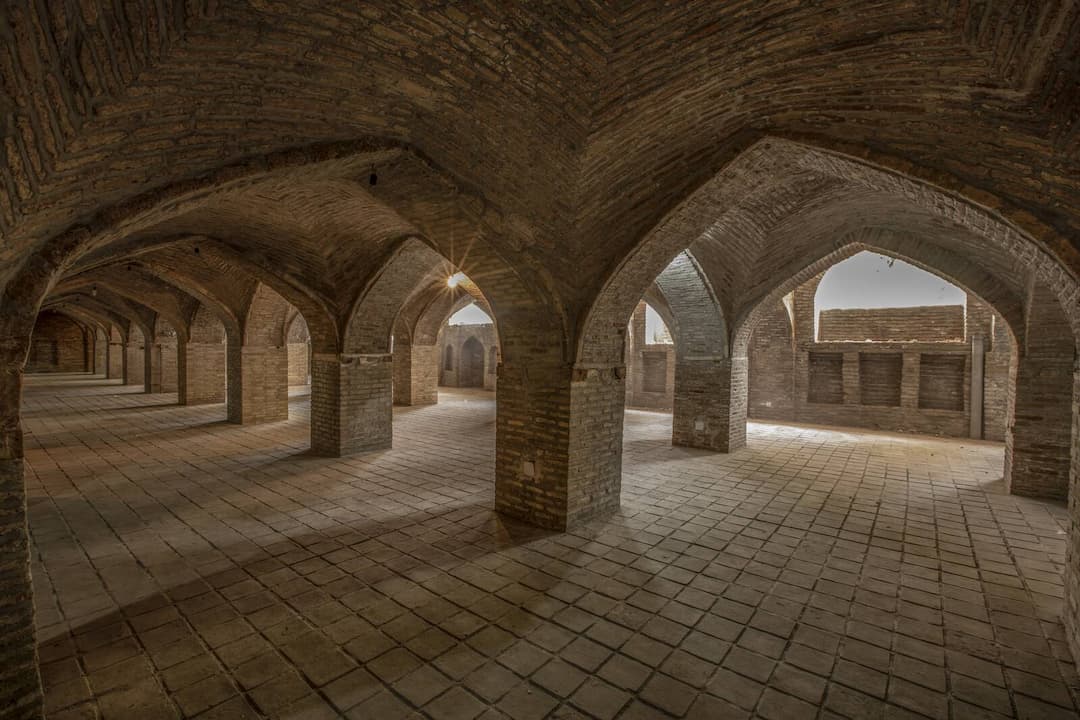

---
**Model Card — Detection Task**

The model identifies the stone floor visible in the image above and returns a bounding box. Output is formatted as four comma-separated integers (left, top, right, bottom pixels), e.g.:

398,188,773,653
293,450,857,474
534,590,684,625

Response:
22,373,1080,719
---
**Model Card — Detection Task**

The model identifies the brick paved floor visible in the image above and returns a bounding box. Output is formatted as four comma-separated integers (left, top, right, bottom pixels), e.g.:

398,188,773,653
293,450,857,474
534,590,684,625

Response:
23,373,1080,719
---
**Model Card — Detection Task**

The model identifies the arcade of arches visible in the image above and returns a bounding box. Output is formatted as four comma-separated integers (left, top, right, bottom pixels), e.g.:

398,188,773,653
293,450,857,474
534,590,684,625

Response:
2,4,1080,719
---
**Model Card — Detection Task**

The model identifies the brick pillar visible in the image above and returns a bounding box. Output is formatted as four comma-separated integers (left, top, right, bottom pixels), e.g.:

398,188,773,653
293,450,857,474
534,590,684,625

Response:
149,339,178,393
672,356,748,452
495,364,623,530
1062,368,1080,665
392,343,438,406
94,332,107,375
227,341,288,424
179,342,226,405
311,353,393,456
107,340,124,379
0,349,42,719
124,340,146,388
1005,350,1074,500
1006,284,1075,501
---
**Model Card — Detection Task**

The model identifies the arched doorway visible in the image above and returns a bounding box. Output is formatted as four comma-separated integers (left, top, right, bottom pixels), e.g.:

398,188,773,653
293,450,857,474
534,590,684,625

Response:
460,337,485,388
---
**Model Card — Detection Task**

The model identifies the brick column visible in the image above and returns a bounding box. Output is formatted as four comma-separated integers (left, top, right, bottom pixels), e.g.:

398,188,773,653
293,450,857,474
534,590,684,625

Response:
179,342,226,405
227,341,289,424
1006,351,1074,500
107,339,124,379
311,353,393,456
672,356,748,452
1006,284,1075,501
93,332,107,374
149,339,178,393
1062,368,1080,665
495,364,623,530
0,348,42,719
124,340,147,388
392,343,438,406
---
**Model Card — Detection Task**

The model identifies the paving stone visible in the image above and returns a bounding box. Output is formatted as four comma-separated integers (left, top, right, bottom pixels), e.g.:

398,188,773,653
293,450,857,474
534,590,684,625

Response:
23,384,1080,719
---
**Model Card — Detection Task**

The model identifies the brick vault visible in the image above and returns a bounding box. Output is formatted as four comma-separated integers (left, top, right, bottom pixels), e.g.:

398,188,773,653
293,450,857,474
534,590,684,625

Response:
1,3,1079,718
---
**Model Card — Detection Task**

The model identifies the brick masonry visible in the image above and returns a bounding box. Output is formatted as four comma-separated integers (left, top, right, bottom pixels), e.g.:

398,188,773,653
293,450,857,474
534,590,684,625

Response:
227,344,289,425
310,353,393,457
178,342,227,406
124,332,147,390
106,339,124,380
818,305,965,343
0,5,1079,714
392,343,439,406
747,278,1014,443
0,455,38,720
287,343,310,386
624,302,675,411
92,329,106,374
24,312,87,374
495,363,624,531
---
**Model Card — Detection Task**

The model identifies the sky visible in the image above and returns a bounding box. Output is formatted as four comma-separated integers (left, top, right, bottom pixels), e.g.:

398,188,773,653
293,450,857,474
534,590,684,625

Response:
448,302,493,325
815,251,965,311
645,304,673,343
447,252,959,333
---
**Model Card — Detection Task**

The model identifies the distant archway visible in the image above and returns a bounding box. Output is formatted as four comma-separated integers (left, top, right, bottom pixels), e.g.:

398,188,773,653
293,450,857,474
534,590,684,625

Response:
460,337,485,388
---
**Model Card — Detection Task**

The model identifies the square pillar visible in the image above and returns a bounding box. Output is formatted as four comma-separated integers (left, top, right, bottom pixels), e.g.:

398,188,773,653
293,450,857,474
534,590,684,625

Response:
311,353,393,456
1005,351,1073,500
149,340,178,393
495,363,623,530
94,333,107,375
0,349,42,719
393,343,438,406
672,356,747,452
107,340,124,379
1062,368,1080,666
179,342,226,405
124,341,146,388
227,342,288,424
0,455,39,720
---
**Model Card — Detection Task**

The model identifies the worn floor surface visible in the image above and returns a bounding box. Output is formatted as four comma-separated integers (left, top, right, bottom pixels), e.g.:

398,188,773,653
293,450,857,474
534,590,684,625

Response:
23,373,1080,719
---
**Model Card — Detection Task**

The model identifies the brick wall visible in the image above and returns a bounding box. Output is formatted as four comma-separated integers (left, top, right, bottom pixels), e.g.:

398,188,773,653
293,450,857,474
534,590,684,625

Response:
26,311,86,373
818,305,965,342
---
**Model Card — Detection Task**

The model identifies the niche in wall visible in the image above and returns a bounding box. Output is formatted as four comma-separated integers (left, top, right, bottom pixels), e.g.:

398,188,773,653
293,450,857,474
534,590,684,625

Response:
918,353,965,411
807,352,844,404
859,353,903,407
